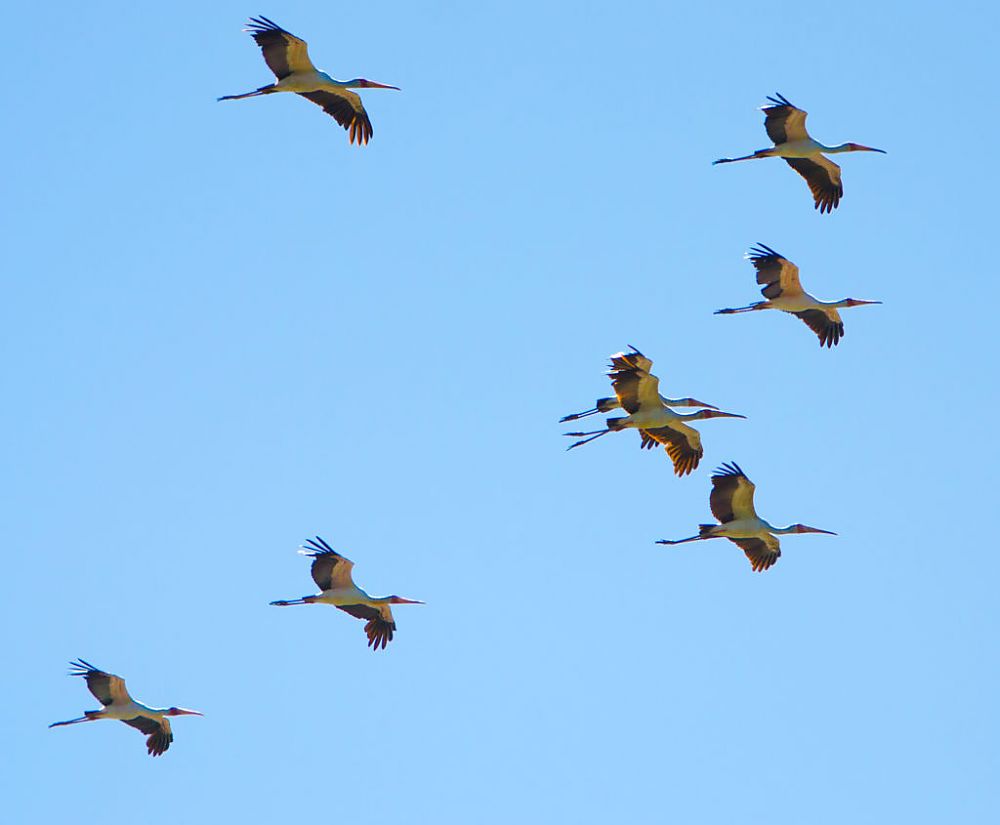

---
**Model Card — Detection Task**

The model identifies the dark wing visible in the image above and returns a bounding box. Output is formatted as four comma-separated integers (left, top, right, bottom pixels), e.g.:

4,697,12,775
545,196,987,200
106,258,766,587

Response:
301,537,356,591
337,604,396,650
299,91,374,145
763,93,809,144
730,535,781,572
608,345,653,375
68,659,130,707
641,423,702,477
784,156,843,213
792,309,844,347
123,716,173,757
710,463,757,523
245,16,316,79
747,243,802,299
609,364,661,415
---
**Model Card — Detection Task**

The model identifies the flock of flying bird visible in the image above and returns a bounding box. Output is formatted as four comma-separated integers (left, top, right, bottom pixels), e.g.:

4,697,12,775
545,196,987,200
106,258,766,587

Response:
49,15,886,758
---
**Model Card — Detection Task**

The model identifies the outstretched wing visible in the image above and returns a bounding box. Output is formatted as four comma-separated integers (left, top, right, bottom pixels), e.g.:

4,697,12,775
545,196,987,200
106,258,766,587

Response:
640,423,702,477
710,463,757,523
337,604,396,650
784,156,843,213
608,345,653,375
792,308,844,347
301,537,356,591
747,244,802,299
730,534,781,572
298,90,374,145
763,93,810,144
245,16,317,79
123,716,173,757
68,659,131,707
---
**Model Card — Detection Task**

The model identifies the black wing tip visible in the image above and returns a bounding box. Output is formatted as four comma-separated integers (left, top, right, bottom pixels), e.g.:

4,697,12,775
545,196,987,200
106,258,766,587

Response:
713,461,746,480
300,536,337,557
246,15,283,33
764,92,794,108
747,243,782,261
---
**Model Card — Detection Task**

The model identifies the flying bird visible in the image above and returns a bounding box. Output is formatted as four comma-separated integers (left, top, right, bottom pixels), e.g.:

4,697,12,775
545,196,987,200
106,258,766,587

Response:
49,660,202,757
714,93,885,212
219,16,398,144
564,348,744,476
560,346,718,422
657,463,835,571
271,537,423,650
715,244,880,347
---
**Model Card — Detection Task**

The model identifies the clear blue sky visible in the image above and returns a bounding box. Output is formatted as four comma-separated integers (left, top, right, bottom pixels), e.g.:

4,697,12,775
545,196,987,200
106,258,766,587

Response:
4,1,998,822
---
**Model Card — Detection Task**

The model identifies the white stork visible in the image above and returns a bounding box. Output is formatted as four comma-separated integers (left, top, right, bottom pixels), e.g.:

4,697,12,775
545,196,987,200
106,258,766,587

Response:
657,463,835,571
564,349,744,476
715,244,880,347
560,346,719,422
219,16,398,144
270,537,423,650
714,93,885,212
49,660,202,757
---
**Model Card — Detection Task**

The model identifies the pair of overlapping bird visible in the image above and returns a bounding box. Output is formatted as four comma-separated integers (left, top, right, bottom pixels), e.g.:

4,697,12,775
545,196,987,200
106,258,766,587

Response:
50,16,885,757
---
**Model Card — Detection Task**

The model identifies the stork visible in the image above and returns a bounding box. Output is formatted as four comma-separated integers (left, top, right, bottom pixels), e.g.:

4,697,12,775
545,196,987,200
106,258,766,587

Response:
714,93,885,212
49,660,202,757
657,463,835,571
560,346,719,422
715,244,880,347
219,16,398,144
564,348,744,476
270,537,423,650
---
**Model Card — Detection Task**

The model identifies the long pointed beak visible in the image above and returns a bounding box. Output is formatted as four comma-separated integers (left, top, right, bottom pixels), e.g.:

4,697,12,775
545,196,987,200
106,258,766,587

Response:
392,597,425,605
176,709,204,716
704,410,746,420
806,528,837,536
859,145,886,153
689,398,719,410
365,80,400,90
855,300,882,306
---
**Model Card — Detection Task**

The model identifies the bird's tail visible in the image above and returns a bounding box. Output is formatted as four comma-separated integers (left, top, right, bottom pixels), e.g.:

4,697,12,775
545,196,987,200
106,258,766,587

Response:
605,417,629,431
698,524,717,536
218,85,276,101
270,597,312,606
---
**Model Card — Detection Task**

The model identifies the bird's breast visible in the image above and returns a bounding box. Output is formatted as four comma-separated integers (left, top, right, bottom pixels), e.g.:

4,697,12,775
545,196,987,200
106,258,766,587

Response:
275,71,332,94
773,140,822,158
718,519,767,538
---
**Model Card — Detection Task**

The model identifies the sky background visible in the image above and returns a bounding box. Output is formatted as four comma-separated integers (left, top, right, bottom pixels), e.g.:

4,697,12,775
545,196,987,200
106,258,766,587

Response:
3,1,998,822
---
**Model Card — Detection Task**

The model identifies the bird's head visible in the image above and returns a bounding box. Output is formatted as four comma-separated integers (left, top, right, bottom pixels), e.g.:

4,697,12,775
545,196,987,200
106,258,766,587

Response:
843,298,882,307
349,78,400,90
845,143,886,154
791,524,837,536
389,596,424,605
166,707,204,717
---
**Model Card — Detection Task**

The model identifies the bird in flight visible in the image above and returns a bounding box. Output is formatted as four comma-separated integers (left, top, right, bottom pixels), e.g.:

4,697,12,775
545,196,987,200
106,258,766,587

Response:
219,16,399,144
714,93,885,213
49,660,202,756
715,244,880,347
560,346,719,422
657,463,835,571
271,537,423,650
564,348,744,476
